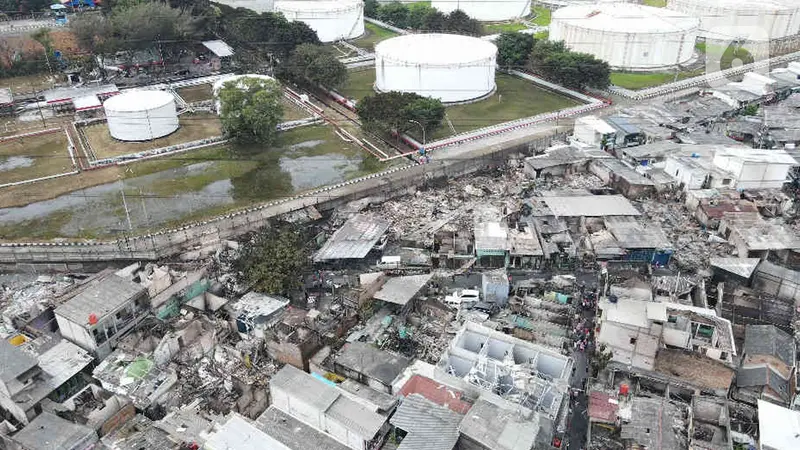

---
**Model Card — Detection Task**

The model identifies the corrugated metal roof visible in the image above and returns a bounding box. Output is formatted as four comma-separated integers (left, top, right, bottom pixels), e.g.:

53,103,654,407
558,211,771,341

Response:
390,394,462,450
709,257,761,278
326,396,385,439
398,375,472,414
202,40,234,57
374,274,432,306
542,195,640,217
588,391,618,423
314,214,390,261
55,274,146,327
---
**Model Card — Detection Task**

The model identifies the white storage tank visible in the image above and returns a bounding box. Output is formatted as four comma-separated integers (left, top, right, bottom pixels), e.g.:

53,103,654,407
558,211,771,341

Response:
375,34,497,103
431,0,531,22
667,0,800,41
103,90,179,142
210,0,275,13
274,0,364,43
549,3,699,70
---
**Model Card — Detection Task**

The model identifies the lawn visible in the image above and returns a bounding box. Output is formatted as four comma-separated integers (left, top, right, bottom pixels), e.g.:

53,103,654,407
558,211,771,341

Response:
610,69,706,90
281,97,313,121
531,6,551,26
484,22,528,34
0,130,72,184
643,0,667,6
83,112,223,160
177,84,213,103
427,73,580,141
351,22,399,51
337,69,376,101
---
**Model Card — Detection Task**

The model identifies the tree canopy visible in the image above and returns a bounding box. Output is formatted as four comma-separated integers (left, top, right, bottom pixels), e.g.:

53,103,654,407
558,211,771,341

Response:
233,224,311,295
218,76,284,146
284,43,348,89
370,2,482,35
495,32,535,69
357,91,445,137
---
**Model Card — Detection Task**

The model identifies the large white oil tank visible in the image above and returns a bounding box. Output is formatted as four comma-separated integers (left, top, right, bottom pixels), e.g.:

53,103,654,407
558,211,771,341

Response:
210,0,274,13
431,0,531,22
375,34,497,103
103,90,179,141
666,0,800,42
549,3,699,70
274,0,364,43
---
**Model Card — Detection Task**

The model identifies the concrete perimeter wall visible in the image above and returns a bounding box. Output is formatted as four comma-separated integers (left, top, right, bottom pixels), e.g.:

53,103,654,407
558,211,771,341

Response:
0,132,568,270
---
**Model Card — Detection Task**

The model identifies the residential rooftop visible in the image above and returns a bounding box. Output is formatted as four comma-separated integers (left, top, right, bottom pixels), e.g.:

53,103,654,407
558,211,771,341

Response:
391,394,463,450
255,406,351,450
459,396,544,450
335,341,412,386
314,214,390,261
55,274,146,327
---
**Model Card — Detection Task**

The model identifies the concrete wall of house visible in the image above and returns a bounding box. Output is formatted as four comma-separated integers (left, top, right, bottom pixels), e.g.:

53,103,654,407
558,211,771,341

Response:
0,394,29,425
267,334,321,371
56,315,98,354
271,384,326,431
662,327,691,349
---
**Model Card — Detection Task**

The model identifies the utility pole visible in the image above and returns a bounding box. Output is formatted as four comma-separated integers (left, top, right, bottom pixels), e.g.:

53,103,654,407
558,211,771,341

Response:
121,190,133,231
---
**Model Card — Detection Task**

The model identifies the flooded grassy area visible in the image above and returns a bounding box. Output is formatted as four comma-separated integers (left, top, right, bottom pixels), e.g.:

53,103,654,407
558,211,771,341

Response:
0,124,393,240
83,112,223,159
0,130,71,184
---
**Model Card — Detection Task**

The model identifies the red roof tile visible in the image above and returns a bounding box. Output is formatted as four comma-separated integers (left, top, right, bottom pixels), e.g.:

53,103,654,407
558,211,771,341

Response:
588,391,618,423
398,375,472,414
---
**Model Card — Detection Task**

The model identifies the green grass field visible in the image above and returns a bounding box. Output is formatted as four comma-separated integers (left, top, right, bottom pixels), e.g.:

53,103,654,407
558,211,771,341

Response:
351,22,399,51
338,69,376,101
531,6,551,26
610,69,706,90
484,22,528,34
428,73,579,141
643,0,667,6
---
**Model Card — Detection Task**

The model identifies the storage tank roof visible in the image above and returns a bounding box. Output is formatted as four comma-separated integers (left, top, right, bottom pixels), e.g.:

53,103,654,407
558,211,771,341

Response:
275,0,361,13
104,90,174,112
669,0,797,11
552,3,699,33
376,34,497,66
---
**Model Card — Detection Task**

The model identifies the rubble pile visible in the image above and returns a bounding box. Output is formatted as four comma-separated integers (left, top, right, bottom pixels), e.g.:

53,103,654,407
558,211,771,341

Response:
0,275,75,336
638,198,735,271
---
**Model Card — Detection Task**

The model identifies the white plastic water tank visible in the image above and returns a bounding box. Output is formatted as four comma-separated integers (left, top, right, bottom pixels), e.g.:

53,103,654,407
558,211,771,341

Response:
431,0,531,22
103,90,179,141
549,3,699,69
374,34,497,103
274,0,364,42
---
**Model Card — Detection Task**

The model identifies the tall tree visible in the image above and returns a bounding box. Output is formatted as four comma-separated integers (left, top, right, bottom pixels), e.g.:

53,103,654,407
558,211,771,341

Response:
422,9,446,32
405,3,436,30
495,32,535,69
285,43,348,89
234,224,311,295
377,2,408,28
357,91,444,136
364,0,379,18
111,1,198,52
218,76,284,146
445,9,482,35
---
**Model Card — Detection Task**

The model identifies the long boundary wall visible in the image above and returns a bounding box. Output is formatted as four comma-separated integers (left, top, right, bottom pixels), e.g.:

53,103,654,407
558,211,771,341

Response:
0,131,567,268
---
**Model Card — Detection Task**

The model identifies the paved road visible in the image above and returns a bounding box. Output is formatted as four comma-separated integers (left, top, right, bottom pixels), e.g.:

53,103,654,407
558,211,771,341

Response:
566,270,600,450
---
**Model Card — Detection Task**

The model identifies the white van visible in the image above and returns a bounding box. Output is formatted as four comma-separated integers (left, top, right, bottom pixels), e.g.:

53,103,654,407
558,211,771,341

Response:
444,289,480,309
376,256,402,270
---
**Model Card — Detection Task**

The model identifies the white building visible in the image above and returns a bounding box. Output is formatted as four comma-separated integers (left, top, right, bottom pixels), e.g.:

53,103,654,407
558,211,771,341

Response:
55,274,150,359
572,116,617,149
757,399,800,450
597,292,736,371
711,147,798,190
269,365,389,450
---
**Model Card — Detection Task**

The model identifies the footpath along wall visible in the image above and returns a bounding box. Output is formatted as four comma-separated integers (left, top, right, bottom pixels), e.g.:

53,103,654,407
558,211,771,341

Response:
0,131,568,269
